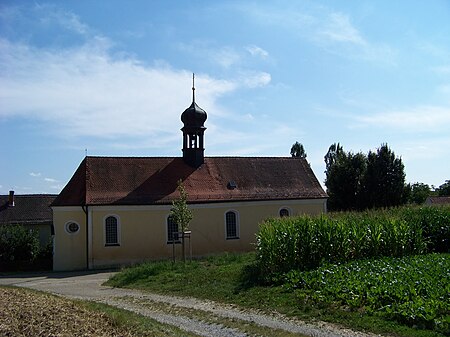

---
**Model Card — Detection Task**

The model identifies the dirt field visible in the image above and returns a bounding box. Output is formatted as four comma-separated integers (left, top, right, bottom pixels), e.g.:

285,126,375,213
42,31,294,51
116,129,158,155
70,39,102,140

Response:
0,287,132,337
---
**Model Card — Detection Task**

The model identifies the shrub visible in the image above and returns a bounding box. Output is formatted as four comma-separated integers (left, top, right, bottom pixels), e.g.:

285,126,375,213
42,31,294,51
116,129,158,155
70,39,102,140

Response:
0,224,40,264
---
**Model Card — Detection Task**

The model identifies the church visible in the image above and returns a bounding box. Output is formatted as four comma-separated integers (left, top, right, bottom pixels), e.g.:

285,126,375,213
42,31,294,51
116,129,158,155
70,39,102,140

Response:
52,82,327,271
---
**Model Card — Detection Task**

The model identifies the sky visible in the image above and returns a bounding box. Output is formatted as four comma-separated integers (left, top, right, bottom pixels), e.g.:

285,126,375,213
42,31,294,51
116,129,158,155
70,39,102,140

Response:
1,1,449,195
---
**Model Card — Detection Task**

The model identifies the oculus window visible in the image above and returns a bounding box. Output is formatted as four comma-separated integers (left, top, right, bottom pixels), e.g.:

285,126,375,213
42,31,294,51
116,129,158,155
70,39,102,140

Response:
65,221,80,234
279,208,290,217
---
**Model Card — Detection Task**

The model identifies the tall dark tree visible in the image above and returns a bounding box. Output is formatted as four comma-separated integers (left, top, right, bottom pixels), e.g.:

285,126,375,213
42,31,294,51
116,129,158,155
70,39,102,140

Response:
361,144,405,208
324,143,343,170
290,141,307,159
437,180,450,196
324,143,366,211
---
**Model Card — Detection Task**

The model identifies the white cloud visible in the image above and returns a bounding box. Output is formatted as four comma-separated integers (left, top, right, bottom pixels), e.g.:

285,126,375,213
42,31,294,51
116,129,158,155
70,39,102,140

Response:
355,106,450,132
246,45,269,58
0,37,240,140
319,13,366,45
213,47,242,68
36,3,90,36
237,3,396,64
29,172,41,177
178,42,242,68
240,71,271,88
44,178,58,183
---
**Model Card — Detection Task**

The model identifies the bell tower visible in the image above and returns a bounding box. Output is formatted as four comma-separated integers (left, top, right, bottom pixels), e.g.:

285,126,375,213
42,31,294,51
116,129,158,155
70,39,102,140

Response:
181,74,207,168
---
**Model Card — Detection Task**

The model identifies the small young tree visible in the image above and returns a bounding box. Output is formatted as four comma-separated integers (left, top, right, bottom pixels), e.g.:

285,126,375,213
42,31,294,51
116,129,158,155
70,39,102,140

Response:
170,179,193,262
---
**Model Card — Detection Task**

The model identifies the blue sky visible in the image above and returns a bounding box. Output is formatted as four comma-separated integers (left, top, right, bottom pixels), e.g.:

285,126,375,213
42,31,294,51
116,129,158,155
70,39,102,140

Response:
1,1,449,194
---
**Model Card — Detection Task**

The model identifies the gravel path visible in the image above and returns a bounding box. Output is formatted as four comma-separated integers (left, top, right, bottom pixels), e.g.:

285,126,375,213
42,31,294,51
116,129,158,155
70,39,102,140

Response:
0,271,381,337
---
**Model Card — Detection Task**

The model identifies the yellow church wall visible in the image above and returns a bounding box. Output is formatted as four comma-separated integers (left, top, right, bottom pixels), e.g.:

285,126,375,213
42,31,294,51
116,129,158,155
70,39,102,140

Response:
52,207,86,271
87,199,326,269
53,199,326,270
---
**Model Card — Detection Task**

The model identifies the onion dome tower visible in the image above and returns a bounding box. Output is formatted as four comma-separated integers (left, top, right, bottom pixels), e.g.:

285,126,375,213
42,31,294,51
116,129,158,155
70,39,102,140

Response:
181,74,207,168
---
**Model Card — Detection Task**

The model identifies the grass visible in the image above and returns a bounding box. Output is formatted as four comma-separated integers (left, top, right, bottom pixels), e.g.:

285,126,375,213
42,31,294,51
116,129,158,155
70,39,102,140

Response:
83,301,200,337
107,252,449,337
122,296,308,337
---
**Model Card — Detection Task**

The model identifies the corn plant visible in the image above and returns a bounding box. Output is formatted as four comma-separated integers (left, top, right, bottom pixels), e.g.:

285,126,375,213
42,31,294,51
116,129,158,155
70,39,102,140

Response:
256,206,448,277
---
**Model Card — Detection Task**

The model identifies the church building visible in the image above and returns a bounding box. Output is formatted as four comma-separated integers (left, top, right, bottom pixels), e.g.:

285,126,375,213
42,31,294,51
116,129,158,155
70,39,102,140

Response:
52,81,327,271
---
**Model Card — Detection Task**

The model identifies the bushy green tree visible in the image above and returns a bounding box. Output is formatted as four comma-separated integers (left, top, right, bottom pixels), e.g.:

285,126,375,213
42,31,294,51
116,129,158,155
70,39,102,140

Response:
290,141,307,158
407,182,431,204
0,225,40,263
170,179,193,262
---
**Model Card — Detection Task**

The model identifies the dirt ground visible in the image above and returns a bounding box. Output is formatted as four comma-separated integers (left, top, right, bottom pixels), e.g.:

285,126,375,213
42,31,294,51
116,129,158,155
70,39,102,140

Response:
0,287,132,337
0,271,378,337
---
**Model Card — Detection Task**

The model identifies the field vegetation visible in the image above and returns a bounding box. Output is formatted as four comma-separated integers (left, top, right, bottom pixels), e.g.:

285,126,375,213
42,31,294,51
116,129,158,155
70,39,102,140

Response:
256,206,449,276
108,206,450,337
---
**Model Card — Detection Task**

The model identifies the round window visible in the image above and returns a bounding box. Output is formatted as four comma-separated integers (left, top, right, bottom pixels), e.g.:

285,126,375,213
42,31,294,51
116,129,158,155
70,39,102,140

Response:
66,222,80,234
279,208,290,217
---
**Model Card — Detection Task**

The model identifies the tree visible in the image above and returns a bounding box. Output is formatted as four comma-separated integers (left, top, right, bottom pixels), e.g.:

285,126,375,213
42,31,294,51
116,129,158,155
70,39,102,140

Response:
324,143,366,211
170,179,193,262
408,182,431,204
324,143,407,210
437,180,450,196
290,141,307,158
361,144,405,209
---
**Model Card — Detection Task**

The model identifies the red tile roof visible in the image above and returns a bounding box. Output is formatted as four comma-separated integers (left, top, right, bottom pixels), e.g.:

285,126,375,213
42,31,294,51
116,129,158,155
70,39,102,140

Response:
0,194,57,225
52,156,327,206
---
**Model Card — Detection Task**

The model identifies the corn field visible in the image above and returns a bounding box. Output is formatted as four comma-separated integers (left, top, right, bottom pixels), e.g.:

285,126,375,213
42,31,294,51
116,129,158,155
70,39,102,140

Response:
256,206,449,276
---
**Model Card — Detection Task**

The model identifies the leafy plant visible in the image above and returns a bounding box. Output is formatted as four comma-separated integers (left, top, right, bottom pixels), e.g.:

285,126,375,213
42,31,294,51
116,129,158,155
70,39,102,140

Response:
284,254,450,334
255,208,440,277
0,224,40,264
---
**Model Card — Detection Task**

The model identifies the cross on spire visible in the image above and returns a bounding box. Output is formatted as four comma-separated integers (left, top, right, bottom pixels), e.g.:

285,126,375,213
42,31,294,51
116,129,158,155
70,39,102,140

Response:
192,73,195,103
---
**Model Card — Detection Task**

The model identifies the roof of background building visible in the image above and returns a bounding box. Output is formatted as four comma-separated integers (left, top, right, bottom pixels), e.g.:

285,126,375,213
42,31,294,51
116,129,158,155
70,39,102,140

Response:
425,196,450,205
52,156,327,206
0,194,57,225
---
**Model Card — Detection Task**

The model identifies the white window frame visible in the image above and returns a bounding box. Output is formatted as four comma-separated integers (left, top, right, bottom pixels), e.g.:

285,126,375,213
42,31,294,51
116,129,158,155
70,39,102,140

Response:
279,207,292,217
224,210,240,240
103,214,121,247
64,221,80,235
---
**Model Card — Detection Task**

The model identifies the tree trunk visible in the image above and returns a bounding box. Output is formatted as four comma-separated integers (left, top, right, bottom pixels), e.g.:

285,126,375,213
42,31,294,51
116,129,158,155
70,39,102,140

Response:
182,234,186,263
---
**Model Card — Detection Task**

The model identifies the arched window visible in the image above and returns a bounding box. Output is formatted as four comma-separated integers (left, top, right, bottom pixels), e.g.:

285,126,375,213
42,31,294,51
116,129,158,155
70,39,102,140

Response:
279,208,290,217
167,215,180,244
105,215,120,246
225,211,239,240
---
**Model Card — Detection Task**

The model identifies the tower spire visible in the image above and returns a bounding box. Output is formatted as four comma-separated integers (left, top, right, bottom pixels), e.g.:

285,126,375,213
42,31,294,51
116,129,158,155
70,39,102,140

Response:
192,73,195,103
181,74,207,168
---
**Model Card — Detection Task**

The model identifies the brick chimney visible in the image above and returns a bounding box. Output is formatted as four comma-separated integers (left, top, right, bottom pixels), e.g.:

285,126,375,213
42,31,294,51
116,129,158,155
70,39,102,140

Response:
8,190,15,207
